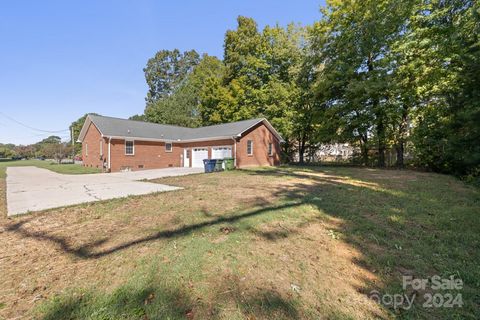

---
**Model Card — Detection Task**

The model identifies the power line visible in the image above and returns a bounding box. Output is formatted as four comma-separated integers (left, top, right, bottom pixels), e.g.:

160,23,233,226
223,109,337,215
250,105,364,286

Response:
0,111,69,133
0,132,71,142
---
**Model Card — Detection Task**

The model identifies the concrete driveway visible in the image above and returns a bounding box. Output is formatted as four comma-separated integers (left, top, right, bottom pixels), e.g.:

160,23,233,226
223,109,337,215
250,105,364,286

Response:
6,166,203,216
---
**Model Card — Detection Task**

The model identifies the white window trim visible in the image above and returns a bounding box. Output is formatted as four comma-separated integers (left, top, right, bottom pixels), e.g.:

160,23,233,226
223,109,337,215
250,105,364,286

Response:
125,140,135,156
165,142,173,153
100,140,103,156
85,143,88,157
268,143,273,156
247,140,253,156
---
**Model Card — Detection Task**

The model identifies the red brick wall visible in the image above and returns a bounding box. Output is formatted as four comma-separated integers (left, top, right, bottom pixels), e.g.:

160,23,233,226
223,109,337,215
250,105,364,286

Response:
236,123,281,167
82,122,106,169
109,139,183,172
107,139,237,171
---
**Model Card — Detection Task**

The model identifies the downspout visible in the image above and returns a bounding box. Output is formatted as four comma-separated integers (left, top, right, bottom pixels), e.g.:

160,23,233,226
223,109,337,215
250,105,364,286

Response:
232,137,237,167
108,137,111,172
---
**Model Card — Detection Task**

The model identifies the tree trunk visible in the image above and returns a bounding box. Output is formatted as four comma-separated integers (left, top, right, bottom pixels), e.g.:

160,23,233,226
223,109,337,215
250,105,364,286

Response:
377,117,386,167
374,100,386,167
360,135,369,166
367,53,386,167
396,142,404,168
362,145,369,166
299,138,306,164
395,105,409,168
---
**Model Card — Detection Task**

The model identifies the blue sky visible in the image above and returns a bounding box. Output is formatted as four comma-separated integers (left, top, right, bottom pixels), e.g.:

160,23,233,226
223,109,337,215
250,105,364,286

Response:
0,0,324,145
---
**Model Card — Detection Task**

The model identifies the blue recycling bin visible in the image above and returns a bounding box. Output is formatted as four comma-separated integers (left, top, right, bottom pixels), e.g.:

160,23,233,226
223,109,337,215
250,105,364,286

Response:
203,159,216,173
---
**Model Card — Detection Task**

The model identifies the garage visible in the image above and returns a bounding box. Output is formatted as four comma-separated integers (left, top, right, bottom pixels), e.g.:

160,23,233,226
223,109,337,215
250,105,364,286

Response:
192,147,208,167
212,146,232,159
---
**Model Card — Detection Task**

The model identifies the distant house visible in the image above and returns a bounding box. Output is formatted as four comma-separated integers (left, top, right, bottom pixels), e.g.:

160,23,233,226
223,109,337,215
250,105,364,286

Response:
316,143,355,161
77,115,283,172
293,143,356,163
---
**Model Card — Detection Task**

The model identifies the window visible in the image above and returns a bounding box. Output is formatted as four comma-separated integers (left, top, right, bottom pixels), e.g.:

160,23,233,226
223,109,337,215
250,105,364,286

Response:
247,140,253,155
212,146,232,159
100,140,103,156
125,140,134,155
268,143,273,156
85,143,88,156
165,142,172,152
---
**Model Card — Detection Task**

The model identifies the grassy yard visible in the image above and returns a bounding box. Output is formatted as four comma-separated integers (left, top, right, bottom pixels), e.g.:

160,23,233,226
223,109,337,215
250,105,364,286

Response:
0,166,478,319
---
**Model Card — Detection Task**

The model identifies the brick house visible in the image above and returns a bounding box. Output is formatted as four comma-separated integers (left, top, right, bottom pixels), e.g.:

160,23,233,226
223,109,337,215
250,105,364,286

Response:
77,115,284,172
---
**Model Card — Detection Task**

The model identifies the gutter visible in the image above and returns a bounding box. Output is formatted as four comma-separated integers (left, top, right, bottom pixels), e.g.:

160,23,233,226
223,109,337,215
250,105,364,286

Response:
232,137,237,167
103,135,236,144
107,137,111,171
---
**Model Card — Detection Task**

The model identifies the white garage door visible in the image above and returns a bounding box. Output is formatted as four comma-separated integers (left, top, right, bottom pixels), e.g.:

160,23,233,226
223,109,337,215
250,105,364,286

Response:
192,148,208,167
212,146,232,159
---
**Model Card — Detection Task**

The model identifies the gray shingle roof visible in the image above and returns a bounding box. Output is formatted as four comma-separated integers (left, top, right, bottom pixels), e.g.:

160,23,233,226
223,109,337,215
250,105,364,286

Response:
81,114,283,142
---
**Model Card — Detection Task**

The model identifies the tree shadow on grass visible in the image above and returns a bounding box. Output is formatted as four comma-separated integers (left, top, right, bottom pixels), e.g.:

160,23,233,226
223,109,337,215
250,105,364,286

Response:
194,272,301,320
39,281,192,320
38,276,301,320
244,167,480,319
6,166,480,318
239,291,299,319
5,202,302,259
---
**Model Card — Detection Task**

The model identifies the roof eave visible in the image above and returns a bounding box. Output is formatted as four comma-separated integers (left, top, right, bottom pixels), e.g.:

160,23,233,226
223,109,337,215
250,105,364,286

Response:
103,135,237,143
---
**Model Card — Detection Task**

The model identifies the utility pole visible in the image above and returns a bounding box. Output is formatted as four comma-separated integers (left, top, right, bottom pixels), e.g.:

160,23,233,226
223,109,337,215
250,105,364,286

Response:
71,126,75,164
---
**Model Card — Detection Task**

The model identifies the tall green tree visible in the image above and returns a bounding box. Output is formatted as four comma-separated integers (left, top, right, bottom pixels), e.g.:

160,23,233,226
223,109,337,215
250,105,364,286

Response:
144,49,200,104
292,40,336,164
310,0,414,166
200,17,304,159
143,49,201,127
144,81,200,127
404,0,480,177
144,54,223,127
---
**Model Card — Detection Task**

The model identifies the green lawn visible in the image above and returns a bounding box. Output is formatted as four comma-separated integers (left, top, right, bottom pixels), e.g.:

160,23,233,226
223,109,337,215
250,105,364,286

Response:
0,166,479,319
0,159,101,178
